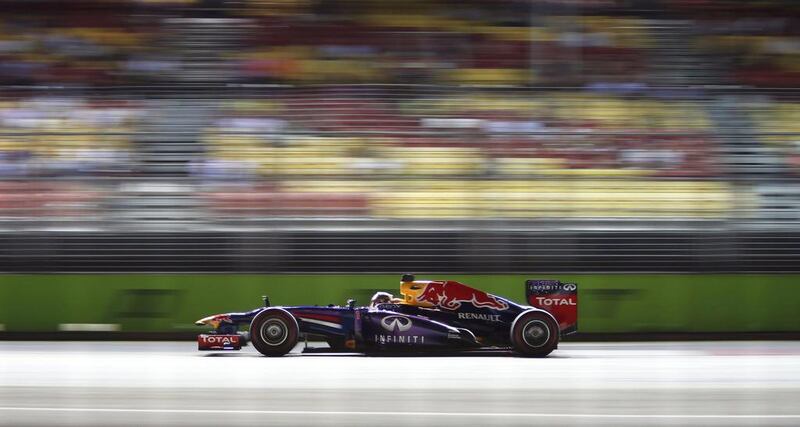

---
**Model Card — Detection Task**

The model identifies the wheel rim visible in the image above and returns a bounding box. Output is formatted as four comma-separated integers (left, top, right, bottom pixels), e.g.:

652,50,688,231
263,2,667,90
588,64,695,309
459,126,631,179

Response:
260,318,288,346
521,320,550,348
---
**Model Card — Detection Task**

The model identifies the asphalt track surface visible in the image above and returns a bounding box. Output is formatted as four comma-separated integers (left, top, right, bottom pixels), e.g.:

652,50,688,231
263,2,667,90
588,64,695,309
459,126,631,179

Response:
1,341,799,427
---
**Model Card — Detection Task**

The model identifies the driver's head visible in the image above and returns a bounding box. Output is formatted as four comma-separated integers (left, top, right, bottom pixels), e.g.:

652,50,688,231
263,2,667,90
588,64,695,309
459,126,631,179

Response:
370,291,393,308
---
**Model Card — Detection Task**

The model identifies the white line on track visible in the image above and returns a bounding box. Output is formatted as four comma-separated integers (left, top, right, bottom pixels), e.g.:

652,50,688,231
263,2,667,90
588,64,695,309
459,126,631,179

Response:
57,323,120,332
0,408,797,419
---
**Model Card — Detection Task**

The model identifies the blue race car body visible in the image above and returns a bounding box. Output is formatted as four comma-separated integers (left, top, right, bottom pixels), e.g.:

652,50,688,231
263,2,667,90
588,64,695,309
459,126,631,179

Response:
196,275,577,357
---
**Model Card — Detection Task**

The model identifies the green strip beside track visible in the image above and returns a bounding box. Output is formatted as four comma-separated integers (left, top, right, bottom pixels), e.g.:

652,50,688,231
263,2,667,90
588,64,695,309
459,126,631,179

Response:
1,274,798,333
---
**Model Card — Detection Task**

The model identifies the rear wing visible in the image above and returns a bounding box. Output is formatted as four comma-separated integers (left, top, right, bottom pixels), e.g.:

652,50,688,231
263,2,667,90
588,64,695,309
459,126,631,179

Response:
526,280,578,335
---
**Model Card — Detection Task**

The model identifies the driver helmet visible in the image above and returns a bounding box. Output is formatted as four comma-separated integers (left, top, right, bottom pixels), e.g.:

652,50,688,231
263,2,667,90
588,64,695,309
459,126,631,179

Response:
370,291,394,308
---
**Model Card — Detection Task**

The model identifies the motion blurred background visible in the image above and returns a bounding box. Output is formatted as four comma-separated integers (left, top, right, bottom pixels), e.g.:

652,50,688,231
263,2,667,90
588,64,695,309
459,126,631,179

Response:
0,0,799,337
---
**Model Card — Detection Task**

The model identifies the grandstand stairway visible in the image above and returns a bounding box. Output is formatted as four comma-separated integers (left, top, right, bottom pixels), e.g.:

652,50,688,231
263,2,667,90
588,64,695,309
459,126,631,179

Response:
707,95,791,180
646,18,792,180
136,98,212,177
163,17,249,83
126,98,211,228
646,19,719,87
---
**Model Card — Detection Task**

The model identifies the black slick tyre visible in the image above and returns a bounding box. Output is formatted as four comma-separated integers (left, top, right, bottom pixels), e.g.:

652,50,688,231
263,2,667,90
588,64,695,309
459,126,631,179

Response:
250,309,299,357
510,310,559,357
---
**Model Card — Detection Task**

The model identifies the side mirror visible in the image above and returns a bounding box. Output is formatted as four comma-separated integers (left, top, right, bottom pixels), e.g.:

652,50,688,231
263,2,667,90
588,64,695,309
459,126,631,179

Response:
347,299,356,310
262,295,271,307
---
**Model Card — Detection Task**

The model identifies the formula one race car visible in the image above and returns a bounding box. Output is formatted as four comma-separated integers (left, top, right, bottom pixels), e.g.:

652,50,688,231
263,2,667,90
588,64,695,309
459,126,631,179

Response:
195,275,578,357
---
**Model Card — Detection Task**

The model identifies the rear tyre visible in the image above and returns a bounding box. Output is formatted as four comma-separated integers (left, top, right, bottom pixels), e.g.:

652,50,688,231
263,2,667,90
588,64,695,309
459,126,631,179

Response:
511,310,559,357
250,309,299,357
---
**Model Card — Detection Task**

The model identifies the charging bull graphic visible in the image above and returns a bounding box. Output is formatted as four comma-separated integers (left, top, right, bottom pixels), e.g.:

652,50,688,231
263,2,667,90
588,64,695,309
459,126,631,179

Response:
415,281,509,311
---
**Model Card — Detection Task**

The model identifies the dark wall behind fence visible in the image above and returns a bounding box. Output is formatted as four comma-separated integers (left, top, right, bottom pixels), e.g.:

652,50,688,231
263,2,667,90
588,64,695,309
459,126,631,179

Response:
2,229,799,273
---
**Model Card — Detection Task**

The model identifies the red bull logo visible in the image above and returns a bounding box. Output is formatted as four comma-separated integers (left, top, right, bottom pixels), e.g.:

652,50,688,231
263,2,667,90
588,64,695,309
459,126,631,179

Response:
416,281,509,311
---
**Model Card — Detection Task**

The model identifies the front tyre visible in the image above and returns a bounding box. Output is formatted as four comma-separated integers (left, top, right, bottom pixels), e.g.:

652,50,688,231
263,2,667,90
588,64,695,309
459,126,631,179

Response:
510,310,559,357
250,309,299,357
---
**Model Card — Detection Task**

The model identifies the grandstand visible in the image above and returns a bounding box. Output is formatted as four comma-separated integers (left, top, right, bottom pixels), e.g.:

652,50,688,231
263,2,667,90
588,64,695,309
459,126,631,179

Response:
0,0,798,271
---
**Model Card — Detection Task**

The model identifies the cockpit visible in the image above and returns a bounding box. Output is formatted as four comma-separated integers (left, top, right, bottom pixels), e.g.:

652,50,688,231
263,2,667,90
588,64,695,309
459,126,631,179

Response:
370,274,432,308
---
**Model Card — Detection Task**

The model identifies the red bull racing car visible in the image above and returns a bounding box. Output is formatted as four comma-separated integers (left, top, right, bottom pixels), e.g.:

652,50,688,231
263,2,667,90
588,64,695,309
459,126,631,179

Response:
196,275,578,357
